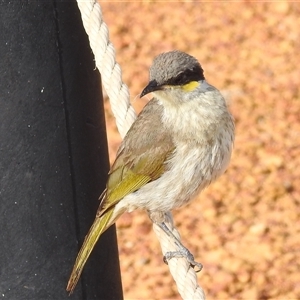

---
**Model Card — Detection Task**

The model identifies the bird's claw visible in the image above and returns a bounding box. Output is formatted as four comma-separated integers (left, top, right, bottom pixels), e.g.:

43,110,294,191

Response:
163,249,203,272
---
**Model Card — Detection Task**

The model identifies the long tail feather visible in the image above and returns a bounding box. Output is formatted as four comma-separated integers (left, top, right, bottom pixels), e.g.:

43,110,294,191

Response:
66,208,114,294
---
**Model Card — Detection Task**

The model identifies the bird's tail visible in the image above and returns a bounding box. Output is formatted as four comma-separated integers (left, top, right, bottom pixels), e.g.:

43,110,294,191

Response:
66,207,115,294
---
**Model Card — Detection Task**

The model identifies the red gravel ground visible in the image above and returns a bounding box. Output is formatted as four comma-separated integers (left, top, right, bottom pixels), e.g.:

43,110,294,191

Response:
98,2,300,299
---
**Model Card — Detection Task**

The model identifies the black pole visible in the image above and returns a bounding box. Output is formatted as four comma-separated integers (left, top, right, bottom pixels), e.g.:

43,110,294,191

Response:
0,1,123,299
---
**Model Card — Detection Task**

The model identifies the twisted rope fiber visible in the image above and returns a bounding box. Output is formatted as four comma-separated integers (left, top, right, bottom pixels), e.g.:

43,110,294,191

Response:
76,1,205,299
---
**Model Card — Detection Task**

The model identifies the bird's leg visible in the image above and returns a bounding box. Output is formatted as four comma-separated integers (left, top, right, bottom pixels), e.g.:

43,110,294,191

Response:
148,211,202,272
157,222,203,272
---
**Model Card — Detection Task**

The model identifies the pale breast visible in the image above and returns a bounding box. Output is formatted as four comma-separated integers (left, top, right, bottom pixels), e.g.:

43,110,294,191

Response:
120,128,233,213
118,88,234,213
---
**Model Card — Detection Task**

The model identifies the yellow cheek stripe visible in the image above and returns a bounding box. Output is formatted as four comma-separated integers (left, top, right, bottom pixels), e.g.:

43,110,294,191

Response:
182,81,199,92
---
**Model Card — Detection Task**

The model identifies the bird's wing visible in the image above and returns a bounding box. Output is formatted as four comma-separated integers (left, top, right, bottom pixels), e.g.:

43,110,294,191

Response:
66,99,174,294
98,98,175,216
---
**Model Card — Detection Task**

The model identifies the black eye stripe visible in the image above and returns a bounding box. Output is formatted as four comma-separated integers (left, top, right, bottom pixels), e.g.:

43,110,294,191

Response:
166,66,205,86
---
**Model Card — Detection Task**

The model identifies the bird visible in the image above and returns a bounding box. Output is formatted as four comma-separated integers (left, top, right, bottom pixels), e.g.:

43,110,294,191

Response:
66,50,235,293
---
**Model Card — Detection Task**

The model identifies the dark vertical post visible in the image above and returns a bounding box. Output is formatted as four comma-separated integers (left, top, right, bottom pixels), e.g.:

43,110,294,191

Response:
0,1,123,299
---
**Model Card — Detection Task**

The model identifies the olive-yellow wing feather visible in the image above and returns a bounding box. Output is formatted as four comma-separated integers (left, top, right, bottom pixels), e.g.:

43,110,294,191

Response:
67,99,175,293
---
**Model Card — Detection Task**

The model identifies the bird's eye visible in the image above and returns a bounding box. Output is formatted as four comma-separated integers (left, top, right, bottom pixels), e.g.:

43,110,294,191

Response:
168,66,204,86
173,68,200,85
173,72,187,85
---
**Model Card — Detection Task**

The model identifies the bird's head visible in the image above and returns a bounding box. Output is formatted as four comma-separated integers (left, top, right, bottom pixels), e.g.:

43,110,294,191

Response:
140,50,205,102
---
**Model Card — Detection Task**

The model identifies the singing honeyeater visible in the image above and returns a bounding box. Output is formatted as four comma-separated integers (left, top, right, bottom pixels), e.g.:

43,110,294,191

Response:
66,50,235,293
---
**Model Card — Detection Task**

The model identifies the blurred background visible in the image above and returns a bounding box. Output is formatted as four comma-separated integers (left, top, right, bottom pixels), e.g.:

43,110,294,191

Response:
99,1,300,299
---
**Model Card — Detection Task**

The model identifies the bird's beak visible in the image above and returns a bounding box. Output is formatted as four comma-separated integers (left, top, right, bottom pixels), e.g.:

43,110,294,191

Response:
140,80,161,98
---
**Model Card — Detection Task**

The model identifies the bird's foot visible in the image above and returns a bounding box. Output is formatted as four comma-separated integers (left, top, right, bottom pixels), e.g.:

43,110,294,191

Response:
152,219,203,272
163,247,203,272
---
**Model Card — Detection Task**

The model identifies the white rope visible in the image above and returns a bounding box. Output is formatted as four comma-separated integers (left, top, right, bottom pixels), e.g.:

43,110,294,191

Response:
153,213,205,299
77,0,136,138
76,1,205,299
